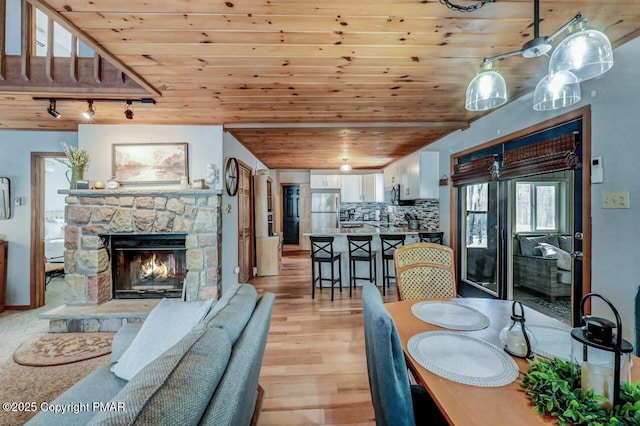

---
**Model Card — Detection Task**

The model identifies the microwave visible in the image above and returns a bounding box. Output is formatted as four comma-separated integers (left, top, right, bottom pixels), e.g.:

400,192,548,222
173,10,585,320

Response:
385,184,415,206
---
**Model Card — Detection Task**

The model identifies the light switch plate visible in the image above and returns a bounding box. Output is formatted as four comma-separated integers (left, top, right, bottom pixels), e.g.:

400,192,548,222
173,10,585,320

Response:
602,192,630,209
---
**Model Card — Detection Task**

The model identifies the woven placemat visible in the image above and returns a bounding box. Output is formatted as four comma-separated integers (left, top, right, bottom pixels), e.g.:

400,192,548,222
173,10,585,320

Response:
13,333,113,367
411,301,490,331
408,331,519,387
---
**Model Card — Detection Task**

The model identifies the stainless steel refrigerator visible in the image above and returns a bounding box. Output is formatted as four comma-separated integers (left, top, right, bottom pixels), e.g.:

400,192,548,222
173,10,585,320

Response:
311,190,340,233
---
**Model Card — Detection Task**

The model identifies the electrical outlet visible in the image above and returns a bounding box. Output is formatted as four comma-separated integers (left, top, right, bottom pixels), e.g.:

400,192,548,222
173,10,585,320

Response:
602,192,630,209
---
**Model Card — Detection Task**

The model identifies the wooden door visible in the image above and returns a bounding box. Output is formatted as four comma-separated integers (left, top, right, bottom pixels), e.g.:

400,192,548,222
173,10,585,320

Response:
237,162,253,283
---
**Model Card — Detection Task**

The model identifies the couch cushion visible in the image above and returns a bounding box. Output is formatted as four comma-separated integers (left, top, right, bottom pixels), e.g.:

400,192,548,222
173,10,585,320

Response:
89,325,231,426
519,235,559,256
200,293,275,426
206,284,258,344
26,366,127,426
538,242,572,270
111,297,214,381
557,270,572,285
558,235,572,253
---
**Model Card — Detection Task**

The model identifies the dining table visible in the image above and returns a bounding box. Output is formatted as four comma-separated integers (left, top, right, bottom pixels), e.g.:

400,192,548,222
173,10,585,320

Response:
385,298,640,425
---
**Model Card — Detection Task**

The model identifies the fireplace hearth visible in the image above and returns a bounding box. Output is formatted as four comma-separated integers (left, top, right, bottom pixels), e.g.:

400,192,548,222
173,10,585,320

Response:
107,234,187,299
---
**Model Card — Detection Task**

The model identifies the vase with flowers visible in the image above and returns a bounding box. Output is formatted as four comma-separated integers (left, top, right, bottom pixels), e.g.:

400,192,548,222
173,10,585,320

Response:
56,142,90,189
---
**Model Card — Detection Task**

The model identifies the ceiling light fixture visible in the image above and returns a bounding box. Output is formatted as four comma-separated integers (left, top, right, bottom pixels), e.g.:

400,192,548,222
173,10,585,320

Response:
36,97,156,120
82,100,95,119
340,159,352,172
465,0,613,112
47,99,60,119
124,101,134,120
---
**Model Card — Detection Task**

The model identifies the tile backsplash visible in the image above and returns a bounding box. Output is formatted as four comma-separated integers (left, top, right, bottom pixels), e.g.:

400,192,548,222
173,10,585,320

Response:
340,200,439,231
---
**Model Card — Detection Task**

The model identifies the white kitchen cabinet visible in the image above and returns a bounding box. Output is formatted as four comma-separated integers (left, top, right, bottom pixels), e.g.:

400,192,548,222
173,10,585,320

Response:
310,174,341,189
384,162,399,188
394,151,440,200
340,174,362,202
362,173,384,202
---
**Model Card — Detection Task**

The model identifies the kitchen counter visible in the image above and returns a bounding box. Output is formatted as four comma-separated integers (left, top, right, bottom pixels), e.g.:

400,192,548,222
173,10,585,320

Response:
304,225,430,290
305,223,422,237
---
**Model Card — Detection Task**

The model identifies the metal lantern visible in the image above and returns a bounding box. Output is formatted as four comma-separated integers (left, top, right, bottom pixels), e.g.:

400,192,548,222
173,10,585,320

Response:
571,293,633,408
499,301,537,359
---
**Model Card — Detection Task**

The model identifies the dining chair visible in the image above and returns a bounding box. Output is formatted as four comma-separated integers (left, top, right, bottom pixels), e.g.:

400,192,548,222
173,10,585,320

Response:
393,242,456,300
362,282,448,426
418,231,444,245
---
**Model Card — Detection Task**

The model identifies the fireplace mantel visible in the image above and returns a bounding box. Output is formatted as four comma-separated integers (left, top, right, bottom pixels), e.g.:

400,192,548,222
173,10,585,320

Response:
60,189,221,196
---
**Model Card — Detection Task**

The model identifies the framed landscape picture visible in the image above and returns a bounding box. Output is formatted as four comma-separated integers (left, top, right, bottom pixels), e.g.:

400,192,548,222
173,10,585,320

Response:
112,143,188,185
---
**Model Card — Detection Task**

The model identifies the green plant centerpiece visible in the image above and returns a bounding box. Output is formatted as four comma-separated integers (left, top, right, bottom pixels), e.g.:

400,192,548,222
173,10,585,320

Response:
521,357,640,425
57,142,90,189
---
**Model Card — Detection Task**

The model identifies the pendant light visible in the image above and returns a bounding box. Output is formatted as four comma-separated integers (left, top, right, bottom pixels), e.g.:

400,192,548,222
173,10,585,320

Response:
464,0,612,112
340,158,352,172
465,61,507,111
533,71,581,111
548,19,614,82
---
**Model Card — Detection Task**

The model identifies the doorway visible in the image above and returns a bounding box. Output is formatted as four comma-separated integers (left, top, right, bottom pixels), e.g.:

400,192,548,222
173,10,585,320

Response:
453,108,591,326
30,152,67,309
282,185,300,245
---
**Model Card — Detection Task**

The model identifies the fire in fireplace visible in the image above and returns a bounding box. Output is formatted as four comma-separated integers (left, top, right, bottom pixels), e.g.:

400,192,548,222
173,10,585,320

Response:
106,234,187,299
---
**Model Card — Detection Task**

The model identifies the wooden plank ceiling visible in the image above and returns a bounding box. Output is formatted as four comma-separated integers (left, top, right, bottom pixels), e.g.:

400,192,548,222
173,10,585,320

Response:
1,0,639,169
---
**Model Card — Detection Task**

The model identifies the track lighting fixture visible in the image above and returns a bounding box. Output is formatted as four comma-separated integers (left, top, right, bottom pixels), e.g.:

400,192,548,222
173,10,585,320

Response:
82,100,95,119
36,97,156,120
47,99,61,119
124,101,134,120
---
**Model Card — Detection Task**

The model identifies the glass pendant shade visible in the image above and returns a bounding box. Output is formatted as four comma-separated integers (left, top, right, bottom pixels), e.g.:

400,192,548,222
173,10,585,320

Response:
549,28,613,82
465,68,507,111
340,159,352,172
533,71,581,111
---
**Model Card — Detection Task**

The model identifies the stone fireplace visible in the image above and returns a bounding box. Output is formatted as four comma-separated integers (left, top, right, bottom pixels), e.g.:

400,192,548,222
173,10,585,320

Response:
62,189,222,305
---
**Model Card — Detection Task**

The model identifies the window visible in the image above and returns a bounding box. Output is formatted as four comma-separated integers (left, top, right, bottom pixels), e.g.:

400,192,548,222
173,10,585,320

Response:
465,183,488,248
515,182,560,233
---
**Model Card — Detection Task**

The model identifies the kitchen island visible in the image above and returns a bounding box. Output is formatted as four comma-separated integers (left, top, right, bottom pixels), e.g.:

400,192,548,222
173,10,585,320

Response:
305,224,426,293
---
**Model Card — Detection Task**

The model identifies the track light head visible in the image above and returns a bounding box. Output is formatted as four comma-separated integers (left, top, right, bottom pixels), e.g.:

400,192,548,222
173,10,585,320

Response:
82,100,95,119
47,99,61,119
124,101,134,120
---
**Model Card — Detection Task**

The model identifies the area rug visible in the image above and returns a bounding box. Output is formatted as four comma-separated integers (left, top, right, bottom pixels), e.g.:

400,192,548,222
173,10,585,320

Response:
13,332,114,367
0,355,110,425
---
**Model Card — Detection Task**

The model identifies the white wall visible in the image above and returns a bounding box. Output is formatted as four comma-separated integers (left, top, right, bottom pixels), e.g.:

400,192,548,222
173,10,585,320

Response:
221,131,267,292
0,130,78,306
78,124,223,191
427,37,640,342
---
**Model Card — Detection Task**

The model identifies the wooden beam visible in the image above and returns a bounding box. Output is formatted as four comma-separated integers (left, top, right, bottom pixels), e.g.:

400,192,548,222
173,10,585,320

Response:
45,16,54,81
224,121,468,129
26,0,160,96
93,52,101,83
21,0,31,81
69,34,78,81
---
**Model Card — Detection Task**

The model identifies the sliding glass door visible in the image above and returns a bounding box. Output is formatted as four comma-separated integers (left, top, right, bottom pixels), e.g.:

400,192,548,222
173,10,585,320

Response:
460,181,500,297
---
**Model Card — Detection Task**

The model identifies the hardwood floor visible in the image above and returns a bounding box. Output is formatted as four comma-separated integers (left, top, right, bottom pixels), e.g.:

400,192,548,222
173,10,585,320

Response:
251,251,398,425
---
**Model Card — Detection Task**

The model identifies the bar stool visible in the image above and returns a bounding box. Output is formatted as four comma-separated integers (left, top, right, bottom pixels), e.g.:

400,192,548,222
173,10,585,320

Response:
347,235,377,297
309,236,342,301
418,231,444,245
379,234,406,296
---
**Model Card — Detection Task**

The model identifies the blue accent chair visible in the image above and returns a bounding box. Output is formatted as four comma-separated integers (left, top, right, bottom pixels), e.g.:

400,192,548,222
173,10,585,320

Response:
362,282,448,426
